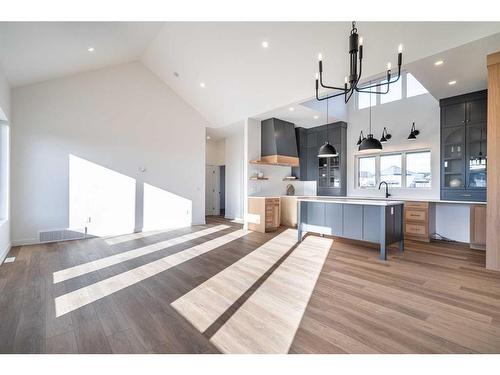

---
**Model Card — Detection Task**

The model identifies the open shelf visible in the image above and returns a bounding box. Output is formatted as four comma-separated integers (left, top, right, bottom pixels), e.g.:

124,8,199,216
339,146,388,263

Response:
249,160,297,167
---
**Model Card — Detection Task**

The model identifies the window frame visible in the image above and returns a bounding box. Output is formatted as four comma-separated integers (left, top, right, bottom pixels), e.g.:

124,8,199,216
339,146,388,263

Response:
356,71,428,110
356,148,432,189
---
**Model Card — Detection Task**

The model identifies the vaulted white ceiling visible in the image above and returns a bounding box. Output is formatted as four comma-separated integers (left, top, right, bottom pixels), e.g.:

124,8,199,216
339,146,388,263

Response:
1,22,500,128
0,22,164,87
141,22,500,127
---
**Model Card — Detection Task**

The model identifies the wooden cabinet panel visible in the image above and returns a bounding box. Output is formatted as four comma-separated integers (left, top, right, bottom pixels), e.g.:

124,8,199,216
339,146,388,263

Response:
405,223,428,236
404,201,432,242
280,197,297,227
405,209,427,222
248,198,280,233
404,201,429,209
470,204,486,250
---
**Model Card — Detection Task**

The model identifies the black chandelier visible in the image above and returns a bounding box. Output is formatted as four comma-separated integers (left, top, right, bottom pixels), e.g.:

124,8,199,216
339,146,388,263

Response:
315,21,403,103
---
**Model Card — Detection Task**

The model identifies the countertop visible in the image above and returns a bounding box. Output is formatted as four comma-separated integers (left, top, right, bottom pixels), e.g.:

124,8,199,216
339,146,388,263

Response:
248,195,486,205
297,197,404,206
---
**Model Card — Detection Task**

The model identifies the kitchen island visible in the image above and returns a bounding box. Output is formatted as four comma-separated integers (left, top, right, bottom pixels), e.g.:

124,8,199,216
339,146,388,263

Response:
297,197,405,260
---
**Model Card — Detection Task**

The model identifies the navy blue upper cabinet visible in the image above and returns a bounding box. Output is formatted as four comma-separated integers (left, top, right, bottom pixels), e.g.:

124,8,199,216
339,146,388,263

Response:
442,103,466,128
440,90,487,202
295,122,347,196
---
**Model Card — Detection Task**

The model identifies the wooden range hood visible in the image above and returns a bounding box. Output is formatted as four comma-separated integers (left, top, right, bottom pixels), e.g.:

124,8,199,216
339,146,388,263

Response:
250,118,299,167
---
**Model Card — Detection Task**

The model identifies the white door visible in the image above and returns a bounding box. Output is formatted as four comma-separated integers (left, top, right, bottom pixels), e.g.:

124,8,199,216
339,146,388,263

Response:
205,165,220,215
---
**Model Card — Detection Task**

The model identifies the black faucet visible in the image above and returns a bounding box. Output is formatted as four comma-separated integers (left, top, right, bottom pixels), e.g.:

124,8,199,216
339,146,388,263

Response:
378,181,391,198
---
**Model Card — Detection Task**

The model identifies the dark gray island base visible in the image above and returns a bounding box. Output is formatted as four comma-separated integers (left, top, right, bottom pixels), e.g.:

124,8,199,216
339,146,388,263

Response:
297,197,404,260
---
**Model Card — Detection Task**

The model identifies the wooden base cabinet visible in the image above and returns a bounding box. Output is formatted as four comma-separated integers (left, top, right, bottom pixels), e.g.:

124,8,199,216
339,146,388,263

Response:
403,202,435,242
470,204,486,250
248,197,280,233
280,196,298,227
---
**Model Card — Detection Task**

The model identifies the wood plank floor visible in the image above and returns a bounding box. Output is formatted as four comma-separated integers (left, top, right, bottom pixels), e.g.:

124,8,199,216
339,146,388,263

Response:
1,216,499,353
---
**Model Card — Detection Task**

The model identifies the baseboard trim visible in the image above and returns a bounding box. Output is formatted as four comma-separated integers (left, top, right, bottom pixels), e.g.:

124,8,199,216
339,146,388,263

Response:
11,238,40,246
0,241,12,264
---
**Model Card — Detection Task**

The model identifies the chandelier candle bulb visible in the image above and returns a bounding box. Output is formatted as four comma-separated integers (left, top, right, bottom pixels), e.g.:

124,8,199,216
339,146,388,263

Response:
387,62,392,70
398,44,403,53
359,36,363,46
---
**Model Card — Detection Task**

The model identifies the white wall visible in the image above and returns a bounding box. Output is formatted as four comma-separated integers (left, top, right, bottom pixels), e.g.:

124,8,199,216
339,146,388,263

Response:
347,92,441,199
11,62,207,244
0,64,10,262
224,122,245,221
205,139,225,166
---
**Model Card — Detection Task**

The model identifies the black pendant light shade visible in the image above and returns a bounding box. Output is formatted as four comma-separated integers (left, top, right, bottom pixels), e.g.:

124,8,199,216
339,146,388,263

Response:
318,141,338,157
380,127,392,143
358,134,382,153
357,81,383,153
317,97,339,158
407,122,420,141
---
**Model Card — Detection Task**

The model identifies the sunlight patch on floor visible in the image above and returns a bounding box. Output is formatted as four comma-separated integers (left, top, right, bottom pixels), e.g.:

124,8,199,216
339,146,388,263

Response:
171,229,299,332
210,235,331,353
54,229,247,317
104,229,174,246
53,225,230,284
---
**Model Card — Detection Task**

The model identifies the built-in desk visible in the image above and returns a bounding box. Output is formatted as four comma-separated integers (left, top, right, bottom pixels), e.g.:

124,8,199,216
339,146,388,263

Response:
297,197,404,260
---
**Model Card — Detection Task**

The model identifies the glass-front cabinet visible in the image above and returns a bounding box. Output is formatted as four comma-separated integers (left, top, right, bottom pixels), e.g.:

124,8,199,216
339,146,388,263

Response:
442,125,465,189
466,123,487,189
440,90,487,201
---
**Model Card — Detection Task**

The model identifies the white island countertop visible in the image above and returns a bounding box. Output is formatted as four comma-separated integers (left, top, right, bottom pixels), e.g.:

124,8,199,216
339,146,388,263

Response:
297,197,404,206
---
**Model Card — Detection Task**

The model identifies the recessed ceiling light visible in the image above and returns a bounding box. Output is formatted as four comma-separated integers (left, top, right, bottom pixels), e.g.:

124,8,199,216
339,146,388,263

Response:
289,107,294,111
448,80,457,85
313,115,319,119
262,41,269,48
87,47,95,52
434,60,444,66
206,136,211,140
200,82,206,88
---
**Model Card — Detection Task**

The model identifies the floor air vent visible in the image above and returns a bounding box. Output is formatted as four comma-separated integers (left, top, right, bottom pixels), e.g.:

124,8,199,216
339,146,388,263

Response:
39,228,86,243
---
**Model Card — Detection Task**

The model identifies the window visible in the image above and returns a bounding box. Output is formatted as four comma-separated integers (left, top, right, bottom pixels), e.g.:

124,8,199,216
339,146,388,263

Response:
406,73,428,98
358,156,376,188
406,150,431,188
380,154,402,187
356,150,431,189
357,91,377,110
356,71,429,109
380,77,402,104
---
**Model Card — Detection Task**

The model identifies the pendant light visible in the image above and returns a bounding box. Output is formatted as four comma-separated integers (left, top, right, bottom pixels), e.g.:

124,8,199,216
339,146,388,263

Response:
358,86,383,153
318,97,338,157
380,127,392,143
407,122,420,141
